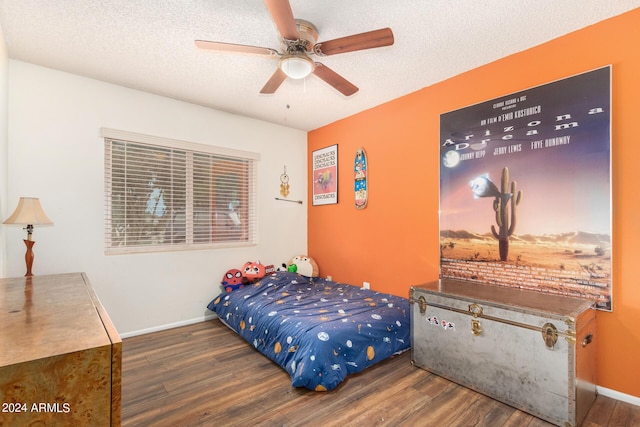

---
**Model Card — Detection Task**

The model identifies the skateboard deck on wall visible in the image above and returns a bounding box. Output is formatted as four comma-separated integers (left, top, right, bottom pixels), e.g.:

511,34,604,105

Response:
355,147,367,209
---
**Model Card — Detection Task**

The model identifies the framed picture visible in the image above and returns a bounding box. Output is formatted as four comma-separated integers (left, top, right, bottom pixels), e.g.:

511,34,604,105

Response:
439,66,612,310
312,144,338,205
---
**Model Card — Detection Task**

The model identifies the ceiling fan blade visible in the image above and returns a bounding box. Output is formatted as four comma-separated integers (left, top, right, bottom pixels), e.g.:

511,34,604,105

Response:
313,63,358,96
264,0,299,40
195,40,279,57
315,28,394,56
260,68,288,94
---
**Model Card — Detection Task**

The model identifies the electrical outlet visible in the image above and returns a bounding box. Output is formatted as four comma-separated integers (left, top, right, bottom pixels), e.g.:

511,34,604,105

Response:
327,275,332,281
363,281,370,290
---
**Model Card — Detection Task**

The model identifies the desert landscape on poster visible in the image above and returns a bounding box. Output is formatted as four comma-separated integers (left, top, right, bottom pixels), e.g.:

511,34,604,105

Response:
439,229,611,307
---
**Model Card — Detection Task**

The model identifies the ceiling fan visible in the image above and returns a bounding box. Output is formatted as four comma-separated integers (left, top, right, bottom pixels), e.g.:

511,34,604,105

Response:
195,0,394,96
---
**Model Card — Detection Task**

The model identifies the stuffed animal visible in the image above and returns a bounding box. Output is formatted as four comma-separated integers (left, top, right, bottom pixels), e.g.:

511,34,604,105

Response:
264,264,276,275
221,268,244,292
288,255,319,277
242,261,266,283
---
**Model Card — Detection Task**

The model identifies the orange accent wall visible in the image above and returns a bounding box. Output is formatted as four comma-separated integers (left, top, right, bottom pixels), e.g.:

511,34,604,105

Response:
308,9,640,398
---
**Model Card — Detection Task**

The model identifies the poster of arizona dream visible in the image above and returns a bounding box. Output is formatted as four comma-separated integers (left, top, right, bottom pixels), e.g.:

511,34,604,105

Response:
439,66,612,310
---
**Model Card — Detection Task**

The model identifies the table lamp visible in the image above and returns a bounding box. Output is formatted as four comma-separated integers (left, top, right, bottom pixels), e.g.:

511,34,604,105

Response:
3,197,54,276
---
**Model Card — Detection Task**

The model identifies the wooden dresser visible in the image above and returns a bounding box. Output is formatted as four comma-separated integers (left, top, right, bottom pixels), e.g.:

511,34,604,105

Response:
0,273,121,426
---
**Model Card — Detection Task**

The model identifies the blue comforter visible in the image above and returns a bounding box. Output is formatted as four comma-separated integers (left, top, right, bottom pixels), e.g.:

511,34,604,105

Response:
207,271,411,391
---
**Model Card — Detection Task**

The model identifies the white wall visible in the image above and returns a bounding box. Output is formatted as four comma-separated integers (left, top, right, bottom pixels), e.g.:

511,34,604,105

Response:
5,60,308,336
0,28,8,277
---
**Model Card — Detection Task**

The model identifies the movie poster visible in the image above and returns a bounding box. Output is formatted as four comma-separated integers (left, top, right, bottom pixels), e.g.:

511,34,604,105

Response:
439,66,612,310
312,144,338,205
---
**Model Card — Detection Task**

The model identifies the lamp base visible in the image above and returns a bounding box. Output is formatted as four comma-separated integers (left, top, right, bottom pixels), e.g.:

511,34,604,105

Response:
24,239,35,277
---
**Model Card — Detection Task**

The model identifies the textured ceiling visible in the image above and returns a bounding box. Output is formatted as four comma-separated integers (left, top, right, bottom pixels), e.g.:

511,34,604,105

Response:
0,1,638,131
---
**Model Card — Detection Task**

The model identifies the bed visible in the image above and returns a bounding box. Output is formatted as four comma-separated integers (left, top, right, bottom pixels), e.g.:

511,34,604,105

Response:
206,271,411,391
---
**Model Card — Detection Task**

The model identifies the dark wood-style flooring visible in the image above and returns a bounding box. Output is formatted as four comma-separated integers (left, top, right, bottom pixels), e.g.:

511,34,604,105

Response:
121,320,640,426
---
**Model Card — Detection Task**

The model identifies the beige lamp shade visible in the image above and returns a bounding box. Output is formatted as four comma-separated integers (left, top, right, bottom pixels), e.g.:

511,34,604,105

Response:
3,197,54,226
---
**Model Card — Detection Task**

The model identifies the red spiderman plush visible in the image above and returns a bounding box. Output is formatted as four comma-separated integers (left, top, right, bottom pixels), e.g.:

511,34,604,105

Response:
221,268,244,292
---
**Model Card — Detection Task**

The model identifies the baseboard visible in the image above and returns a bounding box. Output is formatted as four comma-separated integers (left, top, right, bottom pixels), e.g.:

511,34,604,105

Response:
120,313,218,339
597,385,640,407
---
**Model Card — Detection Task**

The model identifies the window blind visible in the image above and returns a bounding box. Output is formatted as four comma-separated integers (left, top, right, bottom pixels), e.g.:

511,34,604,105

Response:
103,129,258,253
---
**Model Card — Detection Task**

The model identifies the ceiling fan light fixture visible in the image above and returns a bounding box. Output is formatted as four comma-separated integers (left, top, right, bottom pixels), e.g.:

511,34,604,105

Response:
279,54,315,79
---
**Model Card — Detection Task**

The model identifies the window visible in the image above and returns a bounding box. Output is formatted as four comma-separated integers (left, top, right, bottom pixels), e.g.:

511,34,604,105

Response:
102,129,258,253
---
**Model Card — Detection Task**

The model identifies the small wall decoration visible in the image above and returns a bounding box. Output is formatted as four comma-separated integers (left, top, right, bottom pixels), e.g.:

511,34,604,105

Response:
275,164,303,204
439,66,612,310
312,144,338,205
354,147,368,209
280,165,290,197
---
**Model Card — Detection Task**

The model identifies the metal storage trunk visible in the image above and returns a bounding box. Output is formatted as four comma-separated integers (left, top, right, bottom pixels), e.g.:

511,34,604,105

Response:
410,278,596,427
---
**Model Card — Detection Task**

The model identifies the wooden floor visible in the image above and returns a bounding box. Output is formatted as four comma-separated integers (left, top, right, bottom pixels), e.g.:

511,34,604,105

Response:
122,320,640,427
